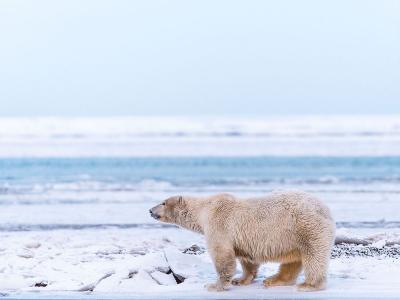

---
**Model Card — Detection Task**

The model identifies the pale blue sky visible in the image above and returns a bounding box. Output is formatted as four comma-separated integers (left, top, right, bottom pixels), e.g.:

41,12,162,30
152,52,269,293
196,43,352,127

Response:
0,0,399,116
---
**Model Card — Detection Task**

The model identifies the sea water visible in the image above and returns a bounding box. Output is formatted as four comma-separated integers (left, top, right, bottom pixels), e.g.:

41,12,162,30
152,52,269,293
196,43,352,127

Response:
0,116,400,231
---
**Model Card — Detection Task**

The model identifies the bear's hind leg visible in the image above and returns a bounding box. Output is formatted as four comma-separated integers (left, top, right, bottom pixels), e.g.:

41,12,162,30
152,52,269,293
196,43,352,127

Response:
297,250,329,291
263,261,302,287
232,258,259,286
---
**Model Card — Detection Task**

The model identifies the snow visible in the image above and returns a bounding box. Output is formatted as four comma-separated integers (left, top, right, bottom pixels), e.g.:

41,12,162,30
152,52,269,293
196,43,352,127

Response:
1,227,399,299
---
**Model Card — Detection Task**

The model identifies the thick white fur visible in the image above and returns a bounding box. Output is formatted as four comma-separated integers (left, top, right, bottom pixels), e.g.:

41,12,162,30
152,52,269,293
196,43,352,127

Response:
150,190,335,292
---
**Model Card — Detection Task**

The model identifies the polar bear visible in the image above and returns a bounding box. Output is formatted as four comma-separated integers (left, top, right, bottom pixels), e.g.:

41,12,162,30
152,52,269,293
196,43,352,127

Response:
149,190,335,292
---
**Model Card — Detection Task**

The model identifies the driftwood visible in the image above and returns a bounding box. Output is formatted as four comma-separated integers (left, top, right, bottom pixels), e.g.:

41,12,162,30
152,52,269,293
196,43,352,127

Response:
335,236,400,246
334,236,370,245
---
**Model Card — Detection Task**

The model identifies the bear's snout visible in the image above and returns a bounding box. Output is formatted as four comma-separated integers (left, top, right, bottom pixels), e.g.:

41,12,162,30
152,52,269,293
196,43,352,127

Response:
149,208,160,220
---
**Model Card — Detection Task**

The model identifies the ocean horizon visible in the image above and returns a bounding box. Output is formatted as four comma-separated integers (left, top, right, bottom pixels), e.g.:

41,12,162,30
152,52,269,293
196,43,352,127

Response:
0,115,400,157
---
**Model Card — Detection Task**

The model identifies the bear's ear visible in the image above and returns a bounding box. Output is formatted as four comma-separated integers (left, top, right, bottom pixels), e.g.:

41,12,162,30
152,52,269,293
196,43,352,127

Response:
178,196,183,204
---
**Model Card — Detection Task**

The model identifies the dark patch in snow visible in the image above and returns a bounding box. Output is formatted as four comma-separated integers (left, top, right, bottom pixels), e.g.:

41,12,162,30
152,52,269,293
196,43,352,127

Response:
183,244,205,255
156,267,185,284
129,249,146,256
128,270,138,278
163,237,171,243
162,252,186,284
332,244,400,258
166,269,185,284
34,280,48,287
95,248,147,257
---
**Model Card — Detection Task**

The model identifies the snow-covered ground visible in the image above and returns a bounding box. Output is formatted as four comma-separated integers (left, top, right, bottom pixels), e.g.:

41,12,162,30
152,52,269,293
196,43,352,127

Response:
1,227,400,299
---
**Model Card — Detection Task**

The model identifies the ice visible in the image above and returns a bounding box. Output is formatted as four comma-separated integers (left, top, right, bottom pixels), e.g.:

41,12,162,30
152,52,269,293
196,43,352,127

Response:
16,249,34,259
165,247,197,278
1,227,399,298
118,270,155,291
149,271,177,285
77,271,115,292
1,116,400,157
371,239,387,248
138,252,170,273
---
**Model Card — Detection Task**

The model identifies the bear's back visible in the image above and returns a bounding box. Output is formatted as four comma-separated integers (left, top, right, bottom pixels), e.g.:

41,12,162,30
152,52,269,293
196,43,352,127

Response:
205,190,334,261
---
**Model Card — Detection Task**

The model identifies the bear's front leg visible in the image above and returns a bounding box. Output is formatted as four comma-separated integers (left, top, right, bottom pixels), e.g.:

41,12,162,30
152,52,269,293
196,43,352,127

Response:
205,241,236,292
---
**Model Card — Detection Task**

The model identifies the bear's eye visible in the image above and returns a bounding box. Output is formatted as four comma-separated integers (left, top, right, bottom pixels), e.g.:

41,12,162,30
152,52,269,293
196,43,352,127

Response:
161,202,166,206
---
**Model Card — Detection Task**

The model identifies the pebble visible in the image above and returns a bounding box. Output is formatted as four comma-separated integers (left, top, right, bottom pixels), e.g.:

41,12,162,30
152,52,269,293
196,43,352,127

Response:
332,243,400,258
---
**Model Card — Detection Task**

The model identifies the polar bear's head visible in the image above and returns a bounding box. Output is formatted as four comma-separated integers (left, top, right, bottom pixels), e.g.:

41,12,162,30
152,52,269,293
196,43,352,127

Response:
149,195,184,223
149,195,203,233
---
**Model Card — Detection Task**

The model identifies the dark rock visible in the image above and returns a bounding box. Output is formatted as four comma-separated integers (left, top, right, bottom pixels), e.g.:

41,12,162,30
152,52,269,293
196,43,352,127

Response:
34,281,48,287
183,244,205,255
